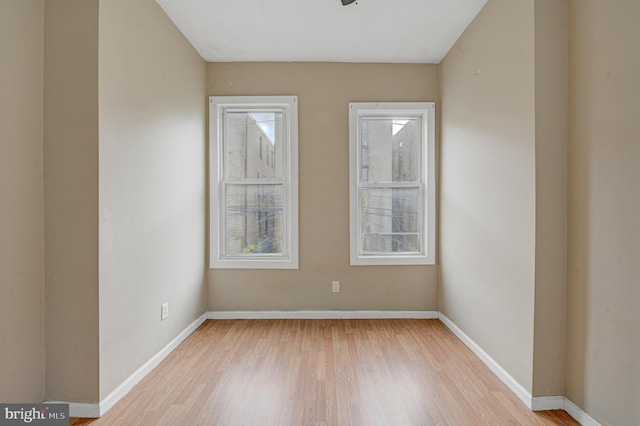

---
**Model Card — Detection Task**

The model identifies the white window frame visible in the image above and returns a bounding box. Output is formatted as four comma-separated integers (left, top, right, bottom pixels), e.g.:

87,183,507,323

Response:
349,102,436,266
209,96,298,269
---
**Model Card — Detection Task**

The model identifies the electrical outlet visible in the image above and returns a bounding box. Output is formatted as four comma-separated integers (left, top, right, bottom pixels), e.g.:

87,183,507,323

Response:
332,281,340,293
161,303,169,320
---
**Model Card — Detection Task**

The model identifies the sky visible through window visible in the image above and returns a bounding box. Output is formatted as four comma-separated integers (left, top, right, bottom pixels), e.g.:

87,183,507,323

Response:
392,119,409,136
249,113,275,143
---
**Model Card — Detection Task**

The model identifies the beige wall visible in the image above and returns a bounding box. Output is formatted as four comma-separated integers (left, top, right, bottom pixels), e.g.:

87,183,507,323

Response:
40,0,207,403
440,0,537,392
44,0,100,402
532,0,567,397
566,0,640,424
98,0,207,398
0,0,45,403
4,1,637,420
207,63,439,311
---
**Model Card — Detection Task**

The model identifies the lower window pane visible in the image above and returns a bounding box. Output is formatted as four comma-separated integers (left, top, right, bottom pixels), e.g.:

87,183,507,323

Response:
361,187,421,254
225,184,285,256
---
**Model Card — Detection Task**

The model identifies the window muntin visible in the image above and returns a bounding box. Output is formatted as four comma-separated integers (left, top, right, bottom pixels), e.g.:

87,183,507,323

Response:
210,96,298,269
349,102,435,265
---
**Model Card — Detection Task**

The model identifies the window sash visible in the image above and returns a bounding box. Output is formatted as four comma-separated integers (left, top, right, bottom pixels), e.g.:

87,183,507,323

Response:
359,115,423,185
221,108,286,181
358,183,424,256
220,181,288,259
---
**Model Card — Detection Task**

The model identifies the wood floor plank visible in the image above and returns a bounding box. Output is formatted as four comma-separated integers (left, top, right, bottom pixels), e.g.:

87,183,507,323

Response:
70,319,578,425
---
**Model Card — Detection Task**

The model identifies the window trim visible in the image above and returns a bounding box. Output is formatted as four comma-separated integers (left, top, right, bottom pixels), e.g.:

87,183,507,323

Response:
209,96,299,269
349,102,436,266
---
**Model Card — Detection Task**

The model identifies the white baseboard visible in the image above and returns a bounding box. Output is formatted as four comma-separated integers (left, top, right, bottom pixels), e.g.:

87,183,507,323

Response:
531,395,564,411
563,398,602,426
531,396,601,425
54,313,207,418
68,402,101,418
206,310,439,320
438,313,533,409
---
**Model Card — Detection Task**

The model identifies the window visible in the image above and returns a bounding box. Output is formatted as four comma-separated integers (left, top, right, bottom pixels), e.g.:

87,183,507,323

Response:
210,96,298,269
349,102,435,265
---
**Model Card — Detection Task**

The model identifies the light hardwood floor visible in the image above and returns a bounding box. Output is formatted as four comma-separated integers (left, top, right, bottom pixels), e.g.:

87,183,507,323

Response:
71,319,578,425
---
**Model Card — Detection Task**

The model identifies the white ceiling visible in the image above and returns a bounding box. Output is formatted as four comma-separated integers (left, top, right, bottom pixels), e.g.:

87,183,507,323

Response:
155,0,487,64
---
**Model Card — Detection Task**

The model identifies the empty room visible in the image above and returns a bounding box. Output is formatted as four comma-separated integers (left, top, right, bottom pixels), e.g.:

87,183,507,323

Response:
1,0,638,425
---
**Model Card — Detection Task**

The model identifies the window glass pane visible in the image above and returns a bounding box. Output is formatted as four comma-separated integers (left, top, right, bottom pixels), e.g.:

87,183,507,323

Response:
224,184,285,256
360,118,420,183
224,111,283,180
360,187,421,254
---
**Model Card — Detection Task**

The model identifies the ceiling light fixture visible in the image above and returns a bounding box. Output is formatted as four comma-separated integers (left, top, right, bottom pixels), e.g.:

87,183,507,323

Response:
341,0,357,5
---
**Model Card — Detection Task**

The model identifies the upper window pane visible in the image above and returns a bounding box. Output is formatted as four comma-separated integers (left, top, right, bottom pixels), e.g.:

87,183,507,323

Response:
360,117,420,183
224,111,284,180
